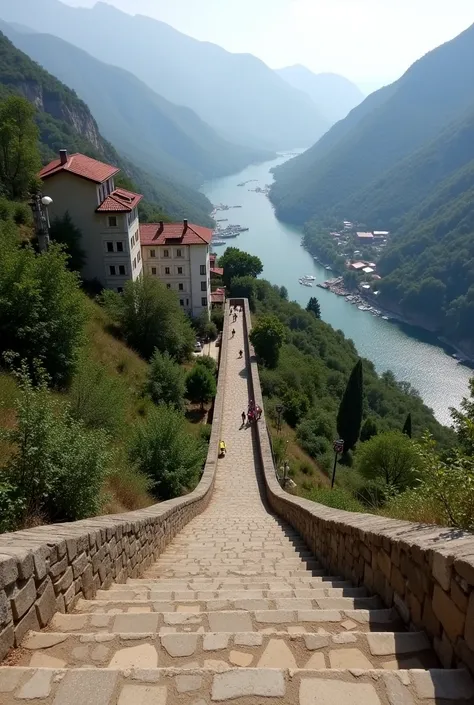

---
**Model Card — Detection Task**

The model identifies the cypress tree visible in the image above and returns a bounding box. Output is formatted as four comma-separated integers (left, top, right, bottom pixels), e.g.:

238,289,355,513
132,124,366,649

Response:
402,412,412,438
337,359,363,451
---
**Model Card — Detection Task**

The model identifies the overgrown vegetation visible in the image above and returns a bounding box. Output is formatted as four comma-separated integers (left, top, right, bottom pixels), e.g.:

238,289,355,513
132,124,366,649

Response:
0,94,213,532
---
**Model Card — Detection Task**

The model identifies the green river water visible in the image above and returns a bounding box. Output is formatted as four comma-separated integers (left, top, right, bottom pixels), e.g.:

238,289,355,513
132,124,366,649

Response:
202,154,472,426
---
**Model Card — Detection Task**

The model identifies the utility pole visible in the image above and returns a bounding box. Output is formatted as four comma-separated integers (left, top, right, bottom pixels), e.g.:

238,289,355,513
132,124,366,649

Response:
31,194,53,253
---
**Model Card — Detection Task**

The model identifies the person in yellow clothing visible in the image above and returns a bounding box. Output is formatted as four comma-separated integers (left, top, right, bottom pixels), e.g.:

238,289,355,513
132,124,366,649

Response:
219,440,226,457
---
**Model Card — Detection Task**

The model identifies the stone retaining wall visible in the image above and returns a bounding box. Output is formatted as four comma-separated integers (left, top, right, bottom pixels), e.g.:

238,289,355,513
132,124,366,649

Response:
0,304,230,661
236,297,474,675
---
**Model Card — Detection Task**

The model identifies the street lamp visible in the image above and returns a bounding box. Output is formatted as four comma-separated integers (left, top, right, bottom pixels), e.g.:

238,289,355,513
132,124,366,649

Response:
31,194,53,253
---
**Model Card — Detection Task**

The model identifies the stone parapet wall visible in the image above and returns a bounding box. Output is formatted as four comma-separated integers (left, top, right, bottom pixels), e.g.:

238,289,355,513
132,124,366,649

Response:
0,303,230,661
236,297,474,675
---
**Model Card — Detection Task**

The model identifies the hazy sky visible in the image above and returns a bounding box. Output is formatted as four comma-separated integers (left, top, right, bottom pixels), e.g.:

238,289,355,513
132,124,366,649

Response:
62,0,474,92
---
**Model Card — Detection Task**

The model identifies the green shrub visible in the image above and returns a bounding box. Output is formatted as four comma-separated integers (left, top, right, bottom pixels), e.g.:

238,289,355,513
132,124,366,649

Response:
299,461,313,476
211,309,224,331
129,405,206,500
70,355,128,433
306,485,365,512
146,350,185,410
0,240,87,386
195,355,217,376
186,364,216,409
106,460,154,511
199,424,212,443
0,369,110,529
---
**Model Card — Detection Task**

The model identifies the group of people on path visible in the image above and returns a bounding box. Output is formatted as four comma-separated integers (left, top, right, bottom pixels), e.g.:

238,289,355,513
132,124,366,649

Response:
241,399,262,428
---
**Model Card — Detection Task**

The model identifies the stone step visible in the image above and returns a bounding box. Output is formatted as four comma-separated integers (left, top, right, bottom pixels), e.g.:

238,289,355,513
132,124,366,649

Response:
150,558,321,568
1,666,473,704
51,608,402,634
94,586,368,601
127,576,350,588
143,567,327,579
19,630,437,671
78,594,379,614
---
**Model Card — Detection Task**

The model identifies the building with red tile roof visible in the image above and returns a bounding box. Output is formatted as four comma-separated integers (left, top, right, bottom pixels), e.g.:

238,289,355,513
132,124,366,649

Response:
140,220,212,318
39,150,142,290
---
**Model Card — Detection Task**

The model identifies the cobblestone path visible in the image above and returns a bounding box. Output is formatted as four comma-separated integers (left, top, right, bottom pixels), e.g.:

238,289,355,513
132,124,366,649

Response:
1,313,473,703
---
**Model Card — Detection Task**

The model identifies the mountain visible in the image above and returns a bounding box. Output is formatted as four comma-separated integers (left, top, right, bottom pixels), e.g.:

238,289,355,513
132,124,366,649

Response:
276,66,364,124
0,0,329,151
270,22,474,224
1,22,272,188
0,30,213,225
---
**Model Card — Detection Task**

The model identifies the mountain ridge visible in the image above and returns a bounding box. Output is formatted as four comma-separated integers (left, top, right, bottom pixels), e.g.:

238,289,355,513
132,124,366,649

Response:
276,65,364,124
1,21,272,189
0,0,329,151
270,21,474,224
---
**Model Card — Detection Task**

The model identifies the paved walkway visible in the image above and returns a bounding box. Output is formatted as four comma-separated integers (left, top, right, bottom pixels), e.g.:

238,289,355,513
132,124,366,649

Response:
1,311,473,704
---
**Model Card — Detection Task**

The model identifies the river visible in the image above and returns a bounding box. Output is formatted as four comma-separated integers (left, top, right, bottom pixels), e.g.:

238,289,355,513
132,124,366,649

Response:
201,154,472,425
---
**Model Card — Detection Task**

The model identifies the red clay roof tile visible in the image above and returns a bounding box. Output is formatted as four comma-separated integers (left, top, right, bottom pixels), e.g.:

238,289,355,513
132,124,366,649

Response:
140,222,213,246
39,153,120,184
96,188,142,213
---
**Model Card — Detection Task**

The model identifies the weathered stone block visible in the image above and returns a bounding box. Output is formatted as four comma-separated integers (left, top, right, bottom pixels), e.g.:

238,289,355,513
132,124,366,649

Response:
0,555,18,588
53,566,73,595
35,577,56,627
0,625,13,662
72,552,88,579
11,577,36,620
465,591,474,652
14,604,39,646
432,552,453,591
451,577,469,613
49,554,68,579
433,584,465,641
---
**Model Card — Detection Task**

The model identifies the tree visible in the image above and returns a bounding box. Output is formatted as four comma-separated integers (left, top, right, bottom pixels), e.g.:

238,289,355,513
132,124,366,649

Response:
249,315,285,368
306,296,321,318
451,378,474,454
70,355,127,433
360,417,378,443
49,212,86,272
229,276,257,310
0,96,40,201
356,431,421,492
195,355,217,376
0,238,87,387
402,412,412,438
129,406,206,500
219,247,263,286
186,364,217,409
337,359,363,451
146,350,186,410
118,276,195,362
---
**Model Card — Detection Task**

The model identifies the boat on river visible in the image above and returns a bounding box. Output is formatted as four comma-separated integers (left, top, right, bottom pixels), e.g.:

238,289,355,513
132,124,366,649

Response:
303,274,316,281
212,239,226,246
299,278,313,287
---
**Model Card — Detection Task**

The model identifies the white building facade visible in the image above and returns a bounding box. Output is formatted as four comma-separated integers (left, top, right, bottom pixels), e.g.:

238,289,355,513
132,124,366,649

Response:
39,150,143,291
140,221,212,319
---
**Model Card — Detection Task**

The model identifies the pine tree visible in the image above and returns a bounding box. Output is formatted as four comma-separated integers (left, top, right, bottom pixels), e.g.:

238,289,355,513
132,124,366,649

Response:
306,296,321,318
402,412,412,438
336,359,363,451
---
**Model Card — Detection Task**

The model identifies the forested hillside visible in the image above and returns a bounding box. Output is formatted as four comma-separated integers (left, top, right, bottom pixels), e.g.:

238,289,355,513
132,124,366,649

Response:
270,22,474,224
1,23,271,188
0,31,214,225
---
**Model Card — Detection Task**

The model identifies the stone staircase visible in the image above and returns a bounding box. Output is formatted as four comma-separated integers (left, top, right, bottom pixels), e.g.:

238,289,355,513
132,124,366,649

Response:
1,311,474,703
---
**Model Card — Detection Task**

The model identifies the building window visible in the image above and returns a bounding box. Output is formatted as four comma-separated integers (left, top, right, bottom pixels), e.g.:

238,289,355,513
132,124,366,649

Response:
150,250,156,258
180,299,184,307
163,249,169,258
133,258,137,270
106,242,114,253
137,251,141,263
186,299,189,306
179,283,184,291
166,284,171,289
108,216,117,227
201,297,208,307
201,281,207,291
177,267,183,275
109,265,116,276
151,267,157,275
119,265,126,276
165,267,170,275
176,249,182,258
116,242,124,253
117,287,123,294
200,265,206,275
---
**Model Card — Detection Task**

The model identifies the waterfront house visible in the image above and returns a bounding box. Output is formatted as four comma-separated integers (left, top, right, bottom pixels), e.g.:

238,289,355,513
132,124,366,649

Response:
39,150,143,292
